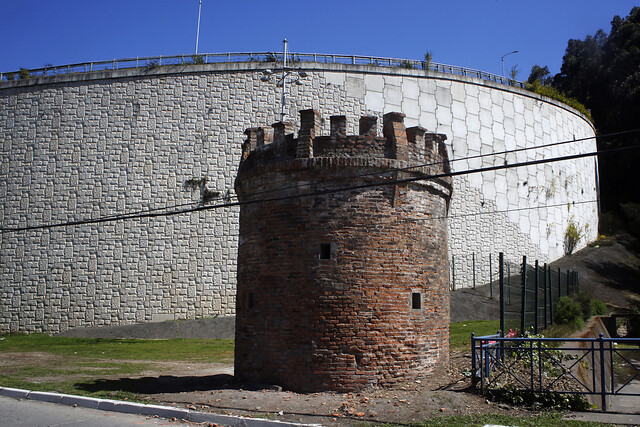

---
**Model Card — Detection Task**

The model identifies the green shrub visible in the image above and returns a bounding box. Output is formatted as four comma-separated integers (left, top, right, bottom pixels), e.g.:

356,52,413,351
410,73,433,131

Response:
525,81,593,123
488,386,590,411
555,296,584,328
589,233,616,247
590,299,607,317
264,52,278,63
191,54,205,65
422,51,432,71
399,59,414,69
574,293,607,320
18,68,31,80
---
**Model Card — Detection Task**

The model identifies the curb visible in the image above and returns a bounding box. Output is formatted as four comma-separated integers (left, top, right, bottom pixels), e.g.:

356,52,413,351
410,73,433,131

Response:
0,387,316,427
564,411,640,426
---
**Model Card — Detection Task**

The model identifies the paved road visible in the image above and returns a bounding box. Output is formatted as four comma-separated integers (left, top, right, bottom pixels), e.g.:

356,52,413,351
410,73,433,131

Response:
0,396,193,427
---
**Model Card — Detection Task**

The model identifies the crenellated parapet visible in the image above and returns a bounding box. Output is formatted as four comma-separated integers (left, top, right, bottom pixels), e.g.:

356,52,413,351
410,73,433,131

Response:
239,110,450,176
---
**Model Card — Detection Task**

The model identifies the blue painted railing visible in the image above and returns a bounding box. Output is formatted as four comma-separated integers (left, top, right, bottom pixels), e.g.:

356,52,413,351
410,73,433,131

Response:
472,332,640,412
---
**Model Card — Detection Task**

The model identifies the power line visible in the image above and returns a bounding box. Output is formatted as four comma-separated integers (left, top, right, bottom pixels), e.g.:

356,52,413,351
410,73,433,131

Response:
191,128,640,206
7,127,632,234
3,142,638,233
442,199,598,222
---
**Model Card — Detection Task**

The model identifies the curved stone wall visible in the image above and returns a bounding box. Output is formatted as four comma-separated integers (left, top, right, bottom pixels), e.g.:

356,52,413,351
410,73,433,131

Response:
0,62,598,332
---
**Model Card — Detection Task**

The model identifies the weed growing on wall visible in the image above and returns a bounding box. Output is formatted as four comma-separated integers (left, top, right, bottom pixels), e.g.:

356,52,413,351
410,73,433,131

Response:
145,60,159,71
399,59,414,69
564,216,584,255
18,68,31,80
264,52,278,63
509,65,520,83
422,51,433,71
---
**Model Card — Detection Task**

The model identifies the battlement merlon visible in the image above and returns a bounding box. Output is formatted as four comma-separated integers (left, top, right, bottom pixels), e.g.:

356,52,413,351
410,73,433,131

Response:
240,110,450,167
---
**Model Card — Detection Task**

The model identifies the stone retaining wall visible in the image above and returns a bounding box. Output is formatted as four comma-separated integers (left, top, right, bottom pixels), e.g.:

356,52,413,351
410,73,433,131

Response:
0,62,598,332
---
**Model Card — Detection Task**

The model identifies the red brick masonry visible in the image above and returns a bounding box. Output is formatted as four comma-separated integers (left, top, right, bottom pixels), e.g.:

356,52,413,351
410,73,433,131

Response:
234,110,453,392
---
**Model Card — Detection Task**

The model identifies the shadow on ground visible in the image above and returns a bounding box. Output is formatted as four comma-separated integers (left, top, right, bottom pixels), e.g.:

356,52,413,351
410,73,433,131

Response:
583,259,640,292
75,374,238,395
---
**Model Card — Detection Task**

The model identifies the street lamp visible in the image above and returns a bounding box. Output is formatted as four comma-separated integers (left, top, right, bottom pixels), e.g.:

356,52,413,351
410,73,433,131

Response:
195,0,202,54
260,39,308,121
501,50,519,79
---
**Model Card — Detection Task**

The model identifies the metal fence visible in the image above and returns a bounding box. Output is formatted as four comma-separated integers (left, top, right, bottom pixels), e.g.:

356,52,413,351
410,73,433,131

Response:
450,252,500,293
499,254,579,336
0,52,524,88
472,333,640,411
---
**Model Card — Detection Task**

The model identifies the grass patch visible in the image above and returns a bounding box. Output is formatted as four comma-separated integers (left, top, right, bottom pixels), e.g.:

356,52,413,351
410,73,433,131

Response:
0,334,234,363
542,322,582,338
0,334,235,401
0,374,143,402
449,319,500,349
372,412,606,426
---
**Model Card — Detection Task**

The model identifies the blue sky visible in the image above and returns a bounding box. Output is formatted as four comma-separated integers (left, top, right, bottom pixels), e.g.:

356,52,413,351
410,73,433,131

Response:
1,1,638,79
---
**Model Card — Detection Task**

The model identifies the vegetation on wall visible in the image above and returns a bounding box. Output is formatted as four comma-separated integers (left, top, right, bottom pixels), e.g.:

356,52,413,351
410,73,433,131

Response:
525,80,593,123
191,54,205,65
399,59,414,69
422,51,433,71
564,216,585,255
18,68,31,80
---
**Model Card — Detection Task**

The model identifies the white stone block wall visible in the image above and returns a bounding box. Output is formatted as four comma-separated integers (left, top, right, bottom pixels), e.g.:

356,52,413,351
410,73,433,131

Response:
0,62,598,332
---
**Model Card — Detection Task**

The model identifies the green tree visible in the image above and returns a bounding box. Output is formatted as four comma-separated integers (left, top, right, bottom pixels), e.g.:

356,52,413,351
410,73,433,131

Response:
527,64,552,85
553,7,640,217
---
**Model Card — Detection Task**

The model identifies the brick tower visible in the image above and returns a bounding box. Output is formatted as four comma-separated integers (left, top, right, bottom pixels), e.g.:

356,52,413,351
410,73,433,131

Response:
234,110,453,392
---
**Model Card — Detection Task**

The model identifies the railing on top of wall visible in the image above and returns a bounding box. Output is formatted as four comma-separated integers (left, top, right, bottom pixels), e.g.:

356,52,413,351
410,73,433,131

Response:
0,52,525,88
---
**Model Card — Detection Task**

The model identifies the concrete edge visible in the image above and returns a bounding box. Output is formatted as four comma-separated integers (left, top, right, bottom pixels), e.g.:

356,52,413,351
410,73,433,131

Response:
564,411,640,426
0,387,318,427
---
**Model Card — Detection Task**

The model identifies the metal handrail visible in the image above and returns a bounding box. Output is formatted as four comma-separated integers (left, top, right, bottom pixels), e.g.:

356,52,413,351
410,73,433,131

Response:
0,52,524,88
472,333,640,412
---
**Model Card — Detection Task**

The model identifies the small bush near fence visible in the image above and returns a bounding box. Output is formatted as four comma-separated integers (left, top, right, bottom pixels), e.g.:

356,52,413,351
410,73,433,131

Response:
554,293,607,330
487,386,590,411
576,294,607,320
555,296,584,328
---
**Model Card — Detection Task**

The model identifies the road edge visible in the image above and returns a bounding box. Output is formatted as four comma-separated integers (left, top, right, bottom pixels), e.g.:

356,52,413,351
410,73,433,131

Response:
0,386,317,426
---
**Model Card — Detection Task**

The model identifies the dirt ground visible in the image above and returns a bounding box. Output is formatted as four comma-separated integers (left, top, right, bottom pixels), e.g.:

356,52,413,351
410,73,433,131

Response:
33,235,640,424
0,349,535,425
145,350,539,426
